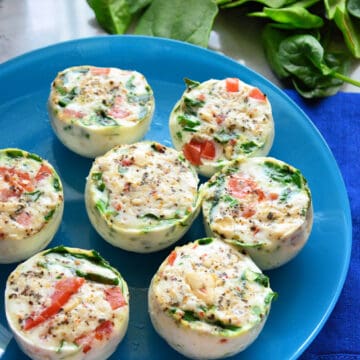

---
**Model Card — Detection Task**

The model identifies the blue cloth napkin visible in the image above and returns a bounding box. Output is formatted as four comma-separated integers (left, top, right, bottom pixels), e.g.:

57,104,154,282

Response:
284,90,360,360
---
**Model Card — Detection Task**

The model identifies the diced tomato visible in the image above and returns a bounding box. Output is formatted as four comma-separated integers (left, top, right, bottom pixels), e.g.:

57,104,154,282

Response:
76,320,113,353
90,67,111,76
104,287,127,310
269,192,279,200
15,211,32,226
63,108,85,118
183,139,216,165
94,320,113,340
183,142,202,166
108,108,131,119
243,207,256,218
215,114,225,125
75,333,93,354
23,277,85,330
249,88,266,101
0,167,34,193
197,94,206,101
201,140,216,160
0,188,21,201
225,78,239,92
35,164,53,182
120,158,133,166
167,251,177,266
228,176,265,201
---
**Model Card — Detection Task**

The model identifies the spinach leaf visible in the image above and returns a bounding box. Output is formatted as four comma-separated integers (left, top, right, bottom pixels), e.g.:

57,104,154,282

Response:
262,25,290,78
333,3,360,58
348,0,360,19
128,0,152,14
87,0,132,34
277,34,360,97
134,0,219,47
219,0,296,9
249,6,324,29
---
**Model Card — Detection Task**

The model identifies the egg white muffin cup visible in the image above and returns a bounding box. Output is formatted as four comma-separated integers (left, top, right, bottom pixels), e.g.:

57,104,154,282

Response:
48,66,155,158
5,246,129,360
169,78,274,177
148,238,276,359
202,157,313,270
85,142,202,253
0,148,64,264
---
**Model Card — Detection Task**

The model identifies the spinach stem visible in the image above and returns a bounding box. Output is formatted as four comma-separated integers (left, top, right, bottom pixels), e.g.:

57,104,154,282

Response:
333,72,360,87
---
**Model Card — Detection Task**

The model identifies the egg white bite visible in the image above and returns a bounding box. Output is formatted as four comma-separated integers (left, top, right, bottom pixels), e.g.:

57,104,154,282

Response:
202,157,313,270
85,141,202,253
5,246,129,360
148,237,276,359
169,78,274,177
0,148,63,264
48,65,155,158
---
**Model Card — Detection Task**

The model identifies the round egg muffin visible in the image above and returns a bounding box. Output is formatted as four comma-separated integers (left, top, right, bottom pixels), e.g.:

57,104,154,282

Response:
48,65,155,158
0,148,63,263
5,246,129,360
148,238,276,359
169,78,274,177
85,141,202,253
202,157,313,270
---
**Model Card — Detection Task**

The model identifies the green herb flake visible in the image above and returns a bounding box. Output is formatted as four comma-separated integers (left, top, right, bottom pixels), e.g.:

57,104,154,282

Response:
6,149,23,158
53,177,62,191
198,238,213,245
27,153,42,162
44,208,55,221
264,161,303,189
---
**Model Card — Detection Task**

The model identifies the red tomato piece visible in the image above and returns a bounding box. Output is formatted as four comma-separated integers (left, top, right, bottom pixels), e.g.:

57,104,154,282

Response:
225,78,239,92
108,108,131,119
167,251,177,266
90,67,111,76
104,287,127,310
249,88,266,101
120,158,133,166
201,140,216,160
269,192,279,200
228,176,265,201
183,142,202,166
243,207,256,218
24,277,85,330
35,164,53,182
75,333,93,353
63,108,85,118
15,211,32,226
0,167,34,193
94,320,113,341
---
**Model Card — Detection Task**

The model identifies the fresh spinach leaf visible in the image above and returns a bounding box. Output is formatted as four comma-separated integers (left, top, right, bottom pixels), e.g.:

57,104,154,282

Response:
262,25,290,78
134,0,219,47
249,6,324,29
348,0,360,19
334,3,360,58
87,0,132,34
219,0,296,8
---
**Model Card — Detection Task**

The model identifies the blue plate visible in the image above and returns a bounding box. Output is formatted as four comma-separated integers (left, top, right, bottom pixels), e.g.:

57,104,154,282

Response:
0,35,351,359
